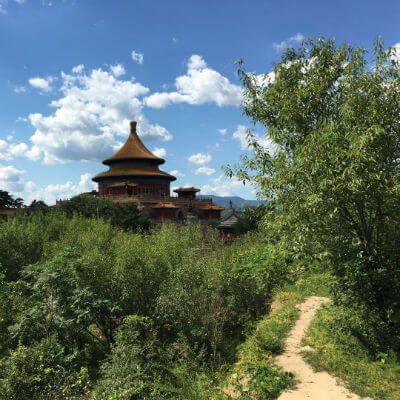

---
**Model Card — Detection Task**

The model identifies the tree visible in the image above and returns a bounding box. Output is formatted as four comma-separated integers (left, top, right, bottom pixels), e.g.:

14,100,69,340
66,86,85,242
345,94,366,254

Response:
57,193,150,232
28,200,48,210
229,37,400,347
0,190,23,208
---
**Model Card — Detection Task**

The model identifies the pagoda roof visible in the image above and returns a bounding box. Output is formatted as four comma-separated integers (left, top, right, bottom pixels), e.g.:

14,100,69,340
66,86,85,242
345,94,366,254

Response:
93,166,176,182
217,214,239,229
173,187,200,193
151,202,179,209
103,121,165,166
199,204,225,211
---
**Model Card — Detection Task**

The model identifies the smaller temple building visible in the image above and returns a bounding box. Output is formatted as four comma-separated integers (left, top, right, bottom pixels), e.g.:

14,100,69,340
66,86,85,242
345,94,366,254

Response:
92,121,224,221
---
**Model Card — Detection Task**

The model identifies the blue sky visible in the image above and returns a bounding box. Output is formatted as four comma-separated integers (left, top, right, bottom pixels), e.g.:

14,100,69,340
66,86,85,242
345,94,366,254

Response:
1,0,400,204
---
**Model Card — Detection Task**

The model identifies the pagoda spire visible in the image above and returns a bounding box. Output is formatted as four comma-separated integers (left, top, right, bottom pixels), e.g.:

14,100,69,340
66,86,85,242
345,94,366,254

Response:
102,121,165,166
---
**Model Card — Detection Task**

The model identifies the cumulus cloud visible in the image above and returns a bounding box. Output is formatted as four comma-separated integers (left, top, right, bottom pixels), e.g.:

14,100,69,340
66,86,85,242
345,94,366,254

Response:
170,169,185,177
1,166,97,205
273,33,304,52
131,50,144,64
233,125,276,152
28,76,54,92
152,147,166,158
0,139,29,161
144,55,243,108
26,66,172,164
14,86,26,93
0,164,26,193
72,64,85,74
195,166,216,176
110,64,126,77
188,152,212,165
201,175,246,197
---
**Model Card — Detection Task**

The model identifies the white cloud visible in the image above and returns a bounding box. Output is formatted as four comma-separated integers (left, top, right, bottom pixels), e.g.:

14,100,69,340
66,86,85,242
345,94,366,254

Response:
110,64,126,77
131,50,144,64
232,125,250,150
72,64,85,74
217,128,227,135
273,33,304,52
26,66,172,164
188,152,212,165
232,125,276,152
0,164,26,193
170,169,185,177
195,166,216,176
16,117,28,123
28,76,54,92
1,165,97,205
144,55,243,108
0,140,29,161
0,5,6,14
14,86,26,93
201,175,246,197
152,147,166,158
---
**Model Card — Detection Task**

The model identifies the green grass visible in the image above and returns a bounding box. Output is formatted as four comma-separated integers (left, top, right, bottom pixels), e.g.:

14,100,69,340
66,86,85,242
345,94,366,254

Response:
214,271,332,399
303,303,400,400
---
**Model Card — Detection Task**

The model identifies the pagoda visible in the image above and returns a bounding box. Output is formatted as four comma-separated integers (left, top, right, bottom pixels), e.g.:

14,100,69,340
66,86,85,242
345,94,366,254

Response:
92,121,224,221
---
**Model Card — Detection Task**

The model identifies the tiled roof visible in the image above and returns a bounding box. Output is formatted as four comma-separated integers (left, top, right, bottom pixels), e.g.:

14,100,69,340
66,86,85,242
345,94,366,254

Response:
103,121,165,165
173,187,200,193
93,166,176,182
199,204,225,211
151,202,179,209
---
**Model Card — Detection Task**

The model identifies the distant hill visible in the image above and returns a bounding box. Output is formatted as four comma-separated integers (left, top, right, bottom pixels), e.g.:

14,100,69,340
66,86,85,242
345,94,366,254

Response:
198,195,264,211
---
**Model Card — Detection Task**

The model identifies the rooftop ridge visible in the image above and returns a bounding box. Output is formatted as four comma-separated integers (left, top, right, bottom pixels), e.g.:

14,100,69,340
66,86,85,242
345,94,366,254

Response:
103,121,165,166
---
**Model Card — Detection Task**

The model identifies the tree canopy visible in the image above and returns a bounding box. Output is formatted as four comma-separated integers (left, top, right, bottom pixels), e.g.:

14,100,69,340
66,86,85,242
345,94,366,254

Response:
229,37,400,345
0,190,23,209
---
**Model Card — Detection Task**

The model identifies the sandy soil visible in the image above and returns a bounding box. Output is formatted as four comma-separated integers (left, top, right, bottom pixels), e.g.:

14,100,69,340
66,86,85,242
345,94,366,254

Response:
275,296,371,400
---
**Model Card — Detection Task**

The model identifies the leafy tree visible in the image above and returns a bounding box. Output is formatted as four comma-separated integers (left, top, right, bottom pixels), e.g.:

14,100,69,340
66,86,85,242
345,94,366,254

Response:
229,37,400,349
0,190,23,208
28,200,48,210
57,193,150,232
235,204,269,234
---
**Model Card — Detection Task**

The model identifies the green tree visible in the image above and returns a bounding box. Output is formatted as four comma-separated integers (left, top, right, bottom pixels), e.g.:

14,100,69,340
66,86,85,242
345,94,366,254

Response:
0,190,23,208
28,200,48,210
229,37,400,349
57,193,150,232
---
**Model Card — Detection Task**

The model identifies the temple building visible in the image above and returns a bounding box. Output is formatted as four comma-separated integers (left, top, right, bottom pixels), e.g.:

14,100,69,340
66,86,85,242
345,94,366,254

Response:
92,121,224,221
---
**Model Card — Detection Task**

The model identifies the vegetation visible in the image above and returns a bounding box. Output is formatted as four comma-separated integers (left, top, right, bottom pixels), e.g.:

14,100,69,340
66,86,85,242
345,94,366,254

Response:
0,212,292,399
229,36,400,355
2,36,400,399
0,190,23,208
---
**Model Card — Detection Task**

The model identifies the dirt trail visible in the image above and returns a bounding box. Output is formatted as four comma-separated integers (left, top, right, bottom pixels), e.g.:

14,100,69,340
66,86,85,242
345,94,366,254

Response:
275,296,371,400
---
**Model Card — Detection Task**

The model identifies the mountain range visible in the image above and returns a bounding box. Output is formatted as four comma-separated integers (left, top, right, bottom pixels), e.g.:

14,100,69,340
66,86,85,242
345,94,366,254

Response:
198,195,263,211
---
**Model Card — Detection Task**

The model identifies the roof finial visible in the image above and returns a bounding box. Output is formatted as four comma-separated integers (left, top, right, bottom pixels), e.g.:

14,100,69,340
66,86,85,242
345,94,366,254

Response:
130,121,137,135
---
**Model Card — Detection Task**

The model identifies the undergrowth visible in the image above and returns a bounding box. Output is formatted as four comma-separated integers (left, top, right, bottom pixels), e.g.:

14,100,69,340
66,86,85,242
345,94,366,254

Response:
214,271,332,399
304,303,400,400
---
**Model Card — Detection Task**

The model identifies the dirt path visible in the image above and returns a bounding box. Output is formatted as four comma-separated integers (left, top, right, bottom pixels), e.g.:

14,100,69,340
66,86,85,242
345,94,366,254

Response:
275,296,371,400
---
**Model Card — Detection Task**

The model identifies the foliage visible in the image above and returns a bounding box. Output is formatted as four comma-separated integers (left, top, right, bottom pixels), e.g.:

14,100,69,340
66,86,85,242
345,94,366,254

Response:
28,200,49,210
0,213,291,398
229,37,400,350
0,190,23,208
57,193,150,232
304,302,400,399
235,204,269,234
0,337,90,400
